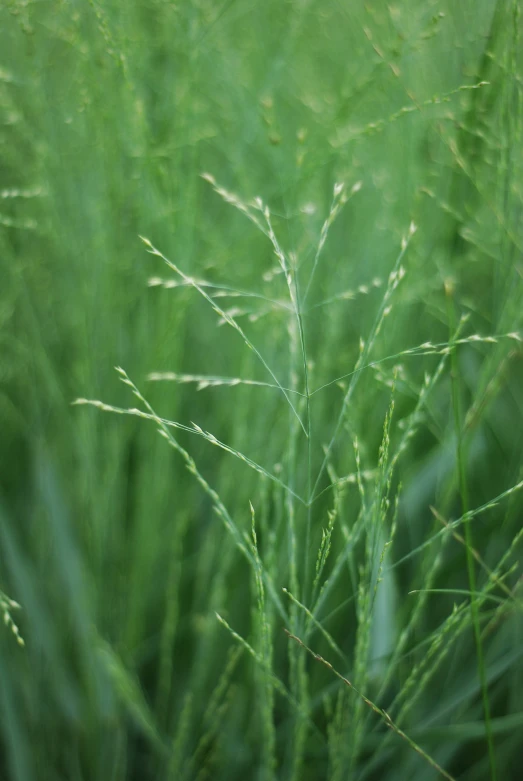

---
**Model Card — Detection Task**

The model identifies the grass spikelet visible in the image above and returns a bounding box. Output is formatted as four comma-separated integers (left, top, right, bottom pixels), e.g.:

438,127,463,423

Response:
0,591,24,647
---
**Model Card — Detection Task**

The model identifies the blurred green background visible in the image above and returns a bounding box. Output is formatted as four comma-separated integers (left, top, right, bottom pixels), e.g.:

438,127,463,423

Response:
1,1,522,780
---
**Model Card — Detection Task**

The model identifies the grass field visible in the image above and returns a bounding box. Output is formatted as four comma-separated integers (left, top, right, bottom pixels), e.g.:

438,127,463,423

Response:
1,2,523,779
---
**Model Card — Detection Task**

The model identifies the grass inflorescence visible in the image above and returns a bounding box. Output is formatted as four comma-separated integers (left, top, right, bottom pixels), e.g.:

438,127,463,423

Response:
1,2,523,780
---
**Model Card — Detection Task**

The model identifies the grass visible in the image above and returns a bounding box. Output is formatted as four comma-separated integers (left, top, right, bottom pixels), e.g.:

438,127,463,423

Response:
1,1,523,779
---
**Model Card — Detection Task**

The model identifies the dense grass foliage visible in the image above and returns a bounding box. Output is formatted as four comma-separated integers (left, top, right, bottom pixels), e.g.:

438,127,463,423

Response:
1,2,523,779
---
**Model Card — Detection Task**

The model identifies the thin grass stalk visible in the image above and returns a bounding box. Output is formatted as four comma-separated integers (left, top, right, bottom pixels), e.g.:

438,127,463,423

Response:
447,287,497,781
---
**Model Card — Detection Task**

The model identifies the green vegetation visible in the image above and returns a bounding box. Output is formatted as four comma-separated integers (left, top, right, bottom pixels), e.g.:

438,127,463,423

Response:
1,2,522,779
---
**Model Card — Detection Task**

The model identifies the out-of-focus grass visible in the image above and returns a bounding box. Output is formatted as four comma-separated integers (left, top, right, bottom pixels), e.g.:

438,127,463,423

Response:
1,2,522,780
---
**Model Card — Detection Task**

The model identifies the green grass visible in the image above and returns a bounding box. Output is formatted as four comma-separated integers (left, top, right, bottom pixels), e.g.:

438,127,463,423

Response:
1,1,523,779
